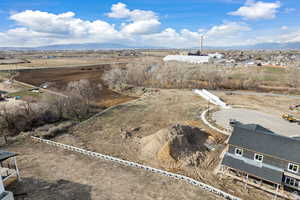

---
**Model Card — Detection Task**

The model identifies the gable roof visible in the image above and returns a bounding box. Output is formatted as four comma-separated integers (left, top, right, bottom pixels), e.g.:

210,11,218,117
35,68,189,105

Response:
239,124,275,134
229,123,300,164
222,154,283,184
0,151,17,162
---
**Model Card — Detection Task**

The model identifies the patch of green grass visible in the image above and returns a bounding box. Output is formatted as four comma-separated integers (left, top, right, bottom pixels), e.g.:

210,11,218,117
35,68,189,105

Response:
262,67,286,74
0,72,12,79
8,90,41,98
229,73,246,80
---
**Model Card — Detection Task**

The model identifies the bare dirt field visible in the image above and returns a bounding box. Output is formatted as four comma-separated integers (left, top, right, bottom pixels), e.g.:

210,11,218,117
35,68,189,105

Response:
15,65,136,107
5,139,220,200
0,57,141,70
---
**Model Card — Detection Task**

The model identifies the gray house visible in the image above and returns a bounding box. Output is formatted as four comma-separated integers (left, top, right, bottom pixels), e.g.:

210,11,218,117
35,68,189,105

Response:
221,122,300,195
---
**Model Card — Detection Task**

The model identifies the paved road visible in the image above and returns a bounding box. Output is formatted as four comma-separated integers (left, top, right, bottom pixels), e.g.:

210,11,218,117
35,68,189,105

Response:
212,108,300,137
214,90,300,99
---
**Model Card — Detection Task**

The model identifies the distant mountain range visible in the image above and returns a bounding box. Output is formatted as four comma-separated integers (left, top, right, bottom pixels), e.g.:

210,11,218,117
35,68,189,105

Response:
225,42,300,50
1,42,300,50
0,43,157,51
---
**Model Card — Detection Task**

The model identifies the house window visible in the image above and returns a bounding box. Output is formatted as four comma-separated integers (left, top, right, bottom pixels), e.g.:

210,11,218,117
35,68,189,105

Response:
288,163,299,173
254,154,263,162
285,177,291,185
285,177,300,188
235,148,243,156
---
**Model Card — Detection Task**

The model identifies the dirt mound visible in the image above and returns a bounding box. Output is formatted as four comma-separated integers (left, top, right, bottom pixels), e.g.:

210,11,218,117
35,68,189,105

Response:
140,124,214,169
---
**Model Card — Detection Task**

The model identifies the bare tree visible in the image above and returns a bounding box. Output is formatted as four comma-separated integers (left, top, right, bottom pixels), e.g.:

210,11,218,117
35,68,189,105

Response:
64,79,102,120
63,95,90,121
103,68,127,90
0,105,28,141
48,96,67,120
66,79,102,106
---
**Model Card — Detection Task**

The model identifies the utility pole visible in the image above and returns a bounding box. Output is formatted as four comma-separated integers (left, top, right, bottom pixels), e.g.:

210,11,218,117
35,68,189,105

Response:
200,35,204,53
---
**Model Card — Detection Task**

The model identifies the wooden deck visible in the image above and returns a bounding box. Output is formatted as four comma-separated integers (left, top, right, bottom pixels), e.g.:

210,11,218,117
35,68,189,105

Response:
220,170,295,200
1,167,18,186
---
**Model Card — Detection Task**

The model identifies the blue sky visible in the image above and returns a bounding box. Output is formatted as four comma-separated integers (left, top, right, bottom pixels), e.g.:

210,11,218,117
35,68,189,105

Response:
0,0,299,47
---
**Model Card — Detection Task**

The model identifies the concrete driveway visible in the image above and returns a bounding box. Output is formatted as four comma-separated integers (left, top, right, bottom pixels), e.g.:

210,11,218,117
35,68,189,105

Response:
212,108,300,137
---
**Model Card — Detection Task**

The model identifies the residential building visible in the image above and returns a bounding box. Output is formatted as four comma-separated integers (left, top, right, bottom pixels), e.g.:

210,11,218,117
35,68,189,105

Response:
0,151,20,200
220,121,300,197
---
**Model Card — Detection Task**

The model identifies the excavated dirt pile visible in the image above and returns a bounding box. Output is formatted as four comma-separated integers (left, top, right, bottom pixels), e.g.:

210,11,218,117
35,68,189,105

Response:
140,124,215,170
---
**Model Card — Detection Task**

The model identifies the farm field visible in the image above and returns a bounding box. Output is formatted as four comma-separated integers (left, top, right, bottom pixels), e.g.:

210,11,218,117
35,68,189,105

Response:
15,64,136,107
0,56,142,70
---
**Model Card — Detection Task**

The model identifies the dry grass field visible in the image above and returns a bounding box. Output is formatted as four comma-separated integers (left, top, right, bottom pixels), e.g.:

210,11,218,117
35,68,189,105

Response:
49,89,297,200
0,57,142,70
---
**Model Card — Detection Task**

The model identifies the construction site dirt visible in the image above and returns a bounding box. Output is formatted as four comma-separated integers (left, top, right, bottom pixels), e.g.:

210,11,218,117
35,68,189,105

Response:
52,89,298,200
3,87,300,200
6,139,220,200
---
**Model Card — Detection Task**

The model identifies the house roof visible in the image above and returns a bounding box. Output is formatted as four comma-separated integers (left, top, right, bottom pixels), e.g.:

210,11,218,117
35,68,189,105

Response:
222,154,283,184
229,123,300,164
0,151,17,162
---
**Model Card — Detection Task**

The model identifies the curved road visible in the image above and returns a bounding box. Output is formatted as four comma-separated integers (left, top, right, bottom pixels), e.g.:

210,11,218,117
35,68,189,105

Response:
212,108,300,137
215,90,300,99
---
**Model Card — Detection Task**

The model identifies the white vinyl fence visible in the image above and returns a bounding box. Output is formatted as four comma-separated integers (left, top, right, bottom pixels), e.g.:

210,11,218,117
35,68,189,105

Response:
31,136,241,200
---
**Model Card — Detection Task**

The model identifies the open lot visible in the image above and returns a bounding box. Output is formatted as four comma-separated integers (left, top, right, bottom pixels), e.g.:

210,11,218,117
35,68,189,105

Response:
50,88,296,200
0,87,296,200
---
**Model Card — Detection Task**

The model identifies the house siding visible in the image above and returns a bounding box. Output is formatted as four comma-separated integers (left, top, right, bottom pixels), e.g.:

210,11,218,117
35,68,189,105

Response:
229,145,300,177
228,145,235,155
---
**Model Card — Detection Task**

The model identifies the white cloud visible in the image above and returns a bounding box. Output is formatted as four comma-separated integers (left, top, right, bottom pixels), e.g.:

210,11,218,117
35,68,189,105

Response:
277,29,300,43
107,2,161,35
1,2,300,48
121,19,160,35
10,10,118,37
1,10,125,47
281,26,288,30
106,3,131,19
140,22,251,47
206,21,251,36
228,0,281,20
202,22,251,46
141,28,201,48
107,2,158,21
